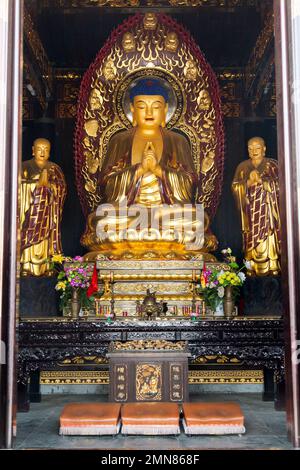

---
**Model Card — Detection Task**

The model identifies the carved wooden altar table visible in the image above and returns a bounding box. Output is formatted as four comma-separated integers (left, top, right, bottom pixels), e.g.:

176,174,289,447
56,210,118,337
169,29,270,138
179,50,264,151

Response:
17,318,285,411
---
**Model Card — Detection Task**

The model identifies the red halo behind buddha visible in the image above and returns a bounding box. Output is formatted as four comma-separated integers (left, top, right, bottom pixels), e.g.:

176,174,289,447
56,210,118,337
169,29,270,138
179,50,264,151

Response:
74,13,224,222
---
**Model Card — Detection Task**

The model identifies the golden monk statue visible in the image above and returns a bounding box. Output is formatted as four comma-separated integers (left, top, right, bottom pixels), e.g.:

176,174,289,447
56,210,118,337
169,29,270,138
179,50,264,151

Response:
82,78,217,258
232,136,281,276
20,138,67,276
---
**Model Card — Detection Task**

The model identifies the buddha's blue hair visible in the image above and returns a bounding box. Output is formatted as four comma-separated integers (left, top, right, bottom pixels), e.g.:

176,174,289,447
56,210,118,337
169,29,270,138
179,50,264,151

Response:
129,78,169,103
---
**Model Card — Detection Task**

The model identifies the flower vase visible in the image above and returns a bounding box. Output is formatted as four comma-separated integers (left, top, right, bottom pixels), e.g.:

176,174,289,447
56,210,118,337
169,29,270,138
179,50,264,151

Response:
223,285,234,318
71,288,80,319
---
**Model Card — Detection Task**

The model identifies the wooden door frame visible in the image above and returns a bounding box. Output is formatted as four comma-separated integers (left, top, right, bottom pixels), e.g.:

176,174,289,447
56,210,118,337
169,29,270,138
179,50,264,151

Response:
274,0,300,448
0,0,22,449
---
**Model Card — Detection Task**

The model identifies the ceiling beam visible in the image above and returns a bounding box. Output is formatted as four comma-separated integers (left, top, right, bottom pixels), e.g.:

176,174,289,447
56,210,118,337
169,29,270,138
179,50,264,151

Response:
244,10,274,98
25,0,272,15
23,4,54,110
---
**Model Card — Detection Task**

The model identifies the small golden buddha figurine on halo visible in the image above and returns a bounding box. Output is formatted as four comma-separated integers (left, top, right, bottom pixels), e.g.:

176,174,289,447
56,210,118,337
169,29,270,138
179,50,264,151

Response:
122,32,136,52
232,136,281,276
143,12,158,30
103,59,117,81
197,89,212,110
82,78,217,259
20,138,67,276
164,32,179,52
184,59,198,81
89,88,103,111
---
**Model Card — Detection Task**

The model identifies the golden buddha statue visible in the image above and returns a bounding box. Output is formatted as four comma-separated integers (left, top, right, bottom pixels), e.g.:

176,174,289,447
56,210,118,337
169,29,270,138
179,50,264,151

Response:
20,138,67,276
232,136,281,276
82,78,217,258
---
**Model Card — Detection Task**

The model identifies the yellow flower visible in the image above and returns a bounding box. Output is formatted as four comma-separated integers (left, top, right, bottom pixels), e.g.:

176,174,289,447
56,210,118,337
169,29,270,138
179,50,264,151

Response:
56,281,67,291
52,254,65,263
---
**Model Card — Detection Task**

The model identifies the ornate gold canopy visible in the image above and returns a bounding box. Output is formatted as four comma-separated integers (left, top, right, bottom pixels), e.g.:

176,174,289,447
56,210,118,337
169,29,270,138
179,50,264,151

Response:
75,13,225,220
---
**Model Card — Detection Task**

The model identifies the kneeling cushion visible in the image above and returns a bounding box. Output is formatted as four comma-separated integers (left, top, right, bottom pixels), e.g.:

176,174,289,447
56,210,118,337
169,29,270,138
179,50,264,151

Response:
121,402,180,435
59,403,121,435
182,402,245,435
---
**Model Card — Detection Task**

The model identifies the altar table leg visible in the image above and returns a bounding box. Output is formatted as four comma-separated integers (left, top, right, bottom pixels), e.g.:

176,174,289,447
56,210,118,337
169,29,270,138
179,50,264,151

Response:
29,370,41,403
274,379,286,411
263,368,275,401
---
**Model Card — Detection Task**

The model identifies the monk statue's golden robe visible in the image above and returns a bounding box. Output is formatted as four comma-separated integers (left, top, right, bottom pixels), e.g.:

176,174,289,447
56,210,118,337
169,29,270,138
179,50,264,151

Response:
20,139,66,276
232,150,281,276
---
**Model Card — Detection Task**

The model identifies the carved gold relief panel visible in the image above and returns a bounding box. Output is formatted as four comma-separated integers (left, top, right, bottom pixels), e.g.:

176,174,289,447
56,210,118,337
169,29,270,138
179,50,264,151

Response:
136,363,162,401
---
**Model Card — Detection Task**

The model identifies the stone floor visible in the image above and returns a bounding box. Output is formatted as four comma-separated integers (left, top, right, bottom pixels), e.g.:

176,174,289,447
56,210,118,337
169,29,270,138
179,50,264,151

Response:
14,393,293,450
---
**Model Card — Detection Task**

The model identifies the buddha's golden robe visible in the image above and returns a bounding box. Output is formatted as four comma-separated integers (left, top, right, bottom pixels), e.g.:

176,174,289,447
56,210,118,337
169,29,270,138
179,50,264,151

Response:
82,127,218,255
99,127,196,206
232,157,281,275
96,127,204,245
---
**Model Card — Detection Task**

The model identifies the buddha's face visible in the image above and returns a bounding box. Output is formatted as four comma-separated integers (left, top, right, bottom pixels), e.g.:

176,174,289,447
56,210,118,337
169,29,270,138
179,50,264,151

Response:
248,138,266,161
131,95,167,129
32,139,50,168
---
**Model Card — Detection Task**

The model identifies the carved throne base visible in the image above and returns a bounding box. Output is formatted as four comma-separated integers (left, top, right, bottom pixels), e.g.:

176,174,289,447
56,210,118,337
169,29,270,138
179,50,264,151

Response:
83,240,217,262
94,258,225,318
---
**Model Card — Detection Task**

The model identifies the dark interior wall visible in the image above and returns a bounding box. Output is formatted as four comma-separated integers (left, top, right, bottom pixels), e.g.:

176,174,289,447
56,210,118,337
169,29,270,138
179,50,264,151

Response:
212,119,244,261
35,9,262,69
56,119,86,257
